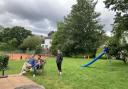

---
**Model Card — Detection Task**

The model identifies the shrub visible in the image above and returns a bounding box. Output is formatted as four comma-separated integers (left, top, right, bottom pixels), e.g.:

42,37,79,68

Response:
35,45,43,54
107,39,128,63
0,55,9,70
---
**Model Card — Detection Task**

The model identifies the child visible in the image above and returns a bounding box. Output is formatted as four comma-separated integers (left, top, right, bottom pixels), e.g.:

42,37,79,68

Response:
35,55,46,69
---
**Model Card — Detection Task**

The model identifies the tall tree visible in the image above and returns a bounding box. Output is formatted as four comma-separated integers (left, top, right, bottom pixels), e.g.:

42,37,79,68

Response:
0,25,4,31
104,0,128,44
1,26,32,46
51,22,68,55
104,0,128,63
51,0,103,56
20,36,42,50
104,0,128,12
48,31,55,37
104,0,128,36
0,25,4,42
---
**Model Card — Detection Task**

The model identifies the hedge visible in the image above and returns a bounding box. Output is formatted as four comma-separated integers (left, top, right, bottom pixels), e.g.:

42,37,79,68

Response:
0,55,9,70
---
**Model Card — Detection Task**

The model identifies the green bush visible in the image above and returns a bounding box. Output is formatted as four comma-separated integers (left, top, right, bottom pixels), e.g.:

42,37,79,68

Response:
20,36,42,50
107,39,128,63
0,43,10,51
0,42,15,51
35,45,43,54
0,55,9,70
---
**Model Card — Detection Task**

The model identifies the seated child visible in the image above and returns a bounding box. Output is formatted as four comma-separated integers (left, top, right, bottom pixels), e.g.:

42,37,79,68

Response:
34,55,46,69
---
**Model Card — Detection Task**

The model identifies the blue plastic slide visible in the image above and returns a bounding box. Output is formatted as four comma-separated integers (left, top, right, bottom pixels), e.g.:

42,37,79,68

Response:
82,51,105,67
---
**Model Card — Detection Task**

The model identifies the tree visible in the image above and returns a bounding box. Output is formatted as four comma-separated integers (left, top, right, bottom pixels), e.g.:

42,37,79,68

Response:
35,45,43,54
104,0,128,36
48,31,55,37
0,38,18,51
1,26,32,47
8,38,18,50
0,25,4,42
104,0,128,63
0,43,10,51
104,0,128,12
0,25,4,31
20,36,42,51
51,0,103,56
51,22,68,55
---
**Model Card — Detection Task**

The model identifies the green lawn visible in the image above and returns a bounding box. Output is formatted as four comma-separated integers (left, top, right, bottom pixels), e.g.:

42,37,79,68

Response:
1,57,128,89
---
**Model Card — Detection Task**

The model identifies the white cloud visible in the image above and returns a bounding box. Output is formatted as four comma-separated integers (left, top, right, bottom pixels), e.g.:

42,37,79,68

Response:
95,0,115,35
0,0,76,35
0,0,115,36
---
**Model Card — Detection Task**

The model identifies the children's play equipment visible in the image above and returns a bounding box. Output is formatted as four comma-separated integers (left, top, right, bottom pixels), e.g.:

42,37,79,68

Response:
82,47,109,67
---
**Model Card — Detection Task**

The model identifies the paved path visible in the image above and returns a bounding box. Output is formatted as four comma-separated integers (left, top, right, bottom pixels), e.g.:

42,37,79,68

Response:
0,74,45,89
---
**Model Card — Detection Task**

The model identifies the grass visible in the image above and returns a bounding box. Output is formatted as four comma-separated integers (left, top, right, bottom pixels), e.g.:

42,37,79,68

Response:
1,57,128,89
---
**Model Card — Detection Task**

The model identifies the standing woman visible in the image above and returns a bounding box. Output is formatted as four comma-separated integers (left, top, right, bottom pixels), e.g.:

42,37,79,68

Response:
56,50,63,75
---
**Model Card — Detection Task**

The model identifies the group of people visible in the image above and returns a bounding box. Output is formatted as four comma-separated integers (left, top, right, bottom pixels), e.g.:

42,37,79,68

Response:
19,49,63,76
20,54,46,77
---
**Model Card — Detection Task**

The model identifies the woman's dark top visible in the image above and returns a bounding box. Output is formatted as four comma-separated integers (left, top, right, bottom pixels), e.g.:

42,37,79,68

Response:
56,53,63,63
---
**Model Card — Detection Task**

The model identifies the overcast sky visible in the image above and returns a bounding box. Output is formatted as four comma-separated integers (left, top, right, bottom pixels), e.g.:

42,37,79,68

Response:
0,0,115,36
